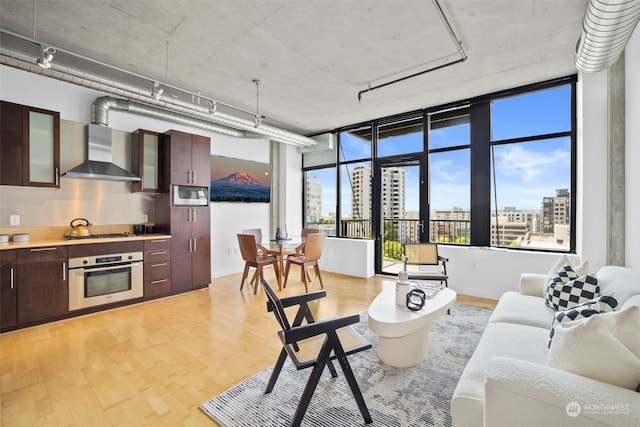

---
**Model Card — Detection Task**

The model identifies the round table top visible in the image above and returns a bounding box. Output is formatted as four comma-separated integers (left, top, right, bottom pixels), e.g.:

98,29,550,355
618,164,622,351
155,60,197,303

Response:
368,285,457,337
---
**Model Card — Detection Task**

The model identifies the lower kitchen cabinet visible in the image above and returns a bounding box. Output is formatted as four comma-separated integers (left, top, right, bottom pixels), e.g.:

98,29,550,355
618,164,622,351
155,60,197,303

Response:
143,238,172,298
16,246,68,324
0,250,17,329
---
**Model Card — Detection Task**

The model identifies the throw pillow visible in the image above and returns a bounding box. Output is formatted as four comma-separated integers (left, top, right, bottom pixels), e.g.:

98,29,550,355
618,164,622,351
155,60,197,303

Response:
548,295,618,347
545,264,600,310
544,256,591,286
548,306,640,390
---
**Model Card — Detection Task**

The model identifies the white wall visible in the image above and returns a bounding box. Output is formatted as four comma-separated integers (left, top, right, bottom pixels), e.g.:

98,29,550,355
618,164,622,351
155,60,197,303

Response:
626,28,640,272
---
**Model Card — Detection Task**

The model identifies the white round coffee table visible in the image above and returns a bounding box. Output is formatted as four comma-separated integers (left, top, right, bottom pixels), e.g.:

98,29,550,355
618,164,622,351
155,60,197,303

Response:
368,284,456,368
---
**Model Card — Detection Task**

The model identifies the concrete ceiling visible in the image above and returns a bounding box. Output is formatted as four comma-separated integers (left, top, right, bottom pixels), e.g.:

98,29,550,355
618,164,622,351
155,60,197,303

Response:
0,0,587,136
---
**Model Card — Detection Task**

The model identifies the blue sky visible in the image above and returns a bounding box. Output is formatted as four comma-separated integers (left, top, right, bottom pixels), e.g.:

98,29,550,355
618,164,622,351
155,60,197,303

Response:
311,84,571,215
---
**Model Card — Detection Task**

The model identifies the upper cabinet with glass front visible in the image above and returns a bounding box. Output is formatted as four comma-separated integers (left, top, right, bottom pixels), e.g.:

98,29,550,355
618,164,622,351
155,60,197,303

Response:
0,101,60,188
131,129,162,193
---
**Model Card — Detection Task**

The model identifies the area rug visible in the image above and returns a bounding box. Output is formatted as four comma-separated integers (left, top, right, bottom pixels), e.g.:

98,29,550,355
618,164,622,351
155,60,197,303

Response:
201,303,492,426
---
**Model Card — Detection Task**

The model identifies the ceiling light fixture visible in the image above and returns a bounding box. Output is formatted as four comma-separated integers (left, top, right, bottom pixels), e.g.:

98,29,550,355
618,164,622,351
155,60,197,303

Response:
253,79,264,128
36,46,55,69
151,82,164,100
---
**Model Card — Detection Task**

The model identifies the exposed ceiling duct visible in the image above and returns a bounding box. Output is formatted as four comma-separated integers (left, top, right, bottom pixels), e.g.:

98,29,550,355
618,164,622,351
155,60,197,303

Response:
0,28,317,148
575,0,640,72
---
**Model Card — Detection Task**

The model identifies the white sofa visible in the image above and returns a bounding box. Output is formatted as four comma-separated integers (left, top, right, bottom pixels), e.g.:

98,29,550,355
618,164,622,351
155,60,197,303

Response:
451,265,640,427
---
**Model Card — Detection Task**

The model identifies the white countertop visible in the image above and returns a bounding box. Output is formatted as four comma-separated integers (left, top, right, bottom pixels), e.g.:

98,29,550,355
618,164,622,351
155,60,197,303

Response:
0,234,171,251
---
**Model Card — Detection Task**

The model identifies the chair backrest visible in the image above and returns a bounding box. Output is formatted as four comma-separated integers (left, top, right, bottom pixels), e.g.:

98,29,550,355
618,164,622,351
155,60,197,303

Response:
303,233,326,261
237,233,258,262
261,278,291,331
301,228,320,239
404,242,439,266
242,228,263,244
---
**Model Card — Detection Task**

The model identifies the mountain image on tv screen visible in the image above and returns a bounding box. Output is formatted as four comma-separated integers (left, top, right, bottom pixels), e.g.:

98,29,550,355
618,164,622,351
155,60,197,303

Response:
210,171,271,203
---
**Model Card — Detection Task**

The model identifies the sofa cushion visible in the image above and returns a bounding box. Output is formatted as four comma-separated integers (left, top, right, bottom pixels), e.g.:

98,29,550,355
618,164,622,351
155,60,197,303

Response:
548,295,618,347
545,265,599,311
622,294,640,310
596,266,640,306
451,322,550,427
548,306,640,391
489,291,555,329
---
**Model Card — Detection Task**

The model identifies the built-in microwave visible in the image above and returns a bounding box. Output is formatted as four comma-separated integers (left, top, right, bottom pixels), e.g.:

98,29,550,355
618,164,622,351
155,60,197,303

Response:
172,185,209,206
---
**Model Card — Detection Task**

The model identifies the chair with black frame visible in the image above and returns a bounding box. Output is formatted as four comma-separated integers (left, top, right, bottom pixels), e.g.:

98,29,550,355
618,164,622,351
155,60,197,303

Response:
237,233,281,294
261,278,372,427
403,242,450,314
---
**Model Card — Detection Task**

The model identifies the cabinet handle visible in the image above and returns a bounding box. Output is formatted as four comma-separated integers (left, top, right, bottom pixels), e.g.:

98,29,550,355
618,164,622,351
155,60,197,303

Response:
150,240,167,243
150,263,168,267
55,168,59,186
10,267,14,289
151,279,168,284
188,238,193,253
192,208,196,222
193,238,197,252
62,261,66,281
150,251,167,255
192,170,196,183
30,247,57,252
187,170,191,183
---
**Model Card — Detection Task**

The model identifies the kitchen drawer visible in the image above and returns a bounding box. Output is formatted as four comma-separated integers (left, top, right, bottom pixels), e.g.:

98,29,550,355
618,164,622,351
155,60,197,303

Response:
67,241,143,258
144,248,171,263
17,246,67,263
144,238,171,251
144,277,171,298
144,261,170,281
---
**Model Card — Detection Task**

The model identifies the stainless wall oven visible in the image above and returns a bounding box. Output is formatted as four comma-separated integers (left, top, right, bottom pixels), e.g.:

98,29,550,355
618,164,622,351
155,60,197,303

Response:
68,251,143,311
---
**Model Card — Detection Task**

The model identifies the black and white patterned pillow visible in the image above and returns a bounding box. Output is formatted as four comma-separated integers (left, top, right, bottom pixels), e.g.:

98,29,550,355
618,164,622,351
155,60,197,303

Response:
545,264,599,310
548,295,618,347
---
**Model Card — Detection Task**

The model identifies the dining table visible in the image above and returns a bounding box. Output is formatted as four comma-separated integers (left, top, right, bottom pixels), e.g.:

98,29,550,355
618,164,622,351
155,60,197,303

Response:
263,238,303,287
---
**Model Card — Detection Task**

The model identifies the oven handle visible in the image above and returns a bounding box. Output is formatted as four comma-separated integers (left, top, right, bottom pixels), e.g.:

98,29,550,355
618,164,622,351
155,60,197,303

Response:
74,262,142,273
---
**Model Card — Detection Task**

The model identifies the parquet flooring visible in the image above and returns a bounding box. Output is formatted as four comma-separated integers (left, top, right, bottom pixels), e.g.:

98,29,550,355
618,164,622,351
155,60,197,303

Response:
0,270,496,426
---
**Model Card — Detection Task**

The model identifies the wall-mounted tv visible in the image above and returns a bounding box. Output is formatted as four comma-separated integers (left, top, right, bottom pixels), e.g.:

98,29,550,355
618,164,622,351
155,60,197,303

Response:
210,155,272,203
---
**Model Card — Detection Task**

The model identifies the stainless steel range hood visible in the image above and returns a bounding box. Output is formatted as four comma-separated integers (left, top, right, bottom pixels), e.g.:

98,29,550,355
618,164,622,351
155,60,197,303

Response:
61,124,141,182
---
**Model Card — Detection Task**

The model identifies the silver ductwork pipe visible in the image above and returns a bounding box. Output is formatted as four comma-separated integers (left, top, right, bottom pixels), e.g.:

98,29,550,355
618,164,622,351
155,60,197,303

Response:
575,0,640,72
0,33,317,147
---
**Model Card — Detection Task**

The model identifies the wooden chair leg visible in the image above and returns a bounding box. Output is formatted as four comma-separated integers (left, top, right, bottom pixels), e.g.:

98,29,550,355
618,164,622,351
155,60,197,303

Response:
335,348,372,424
274,261,282,291
291,349,330,427
314,263,324,289
283,261,292,288
301,263,309,293
254,267,263,294
240,265,250,290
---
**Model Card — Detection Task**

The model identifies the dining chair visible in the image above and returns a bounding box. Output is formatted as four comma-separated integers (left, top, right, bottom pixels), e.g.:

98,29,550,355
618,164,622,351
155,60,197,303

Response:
284,233,326,292
261,278,372,427
237,233,281,294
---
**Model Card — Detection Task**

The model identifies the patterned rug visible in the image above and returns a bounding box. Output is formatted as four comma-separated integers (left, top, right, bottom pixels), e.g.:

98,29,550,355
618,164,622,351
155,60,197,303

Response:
201,303,492,426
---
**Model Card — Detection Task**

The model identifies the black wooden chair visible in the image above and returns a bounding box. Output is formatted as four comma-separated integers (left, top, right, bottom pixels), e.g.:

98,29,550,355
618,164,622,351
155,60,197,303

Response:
261,278,372,427
403,242,450,313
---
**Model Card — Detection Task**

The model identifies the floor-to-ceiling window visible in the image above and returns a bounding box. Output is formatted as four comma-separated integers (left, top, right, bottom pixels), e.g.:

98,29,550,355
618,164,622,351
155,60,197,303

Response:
302,75,576,273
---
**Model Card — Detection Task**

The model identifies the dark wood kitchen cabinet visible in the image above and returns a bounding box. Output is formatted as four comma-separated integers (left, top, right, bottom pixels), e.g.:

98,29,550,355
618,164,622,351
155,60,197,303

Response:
131,129,162,193
161,129,210,189
155,195,211,293
143,238,172,298
16,246,68,324
0,250,18,330
0,101,60,188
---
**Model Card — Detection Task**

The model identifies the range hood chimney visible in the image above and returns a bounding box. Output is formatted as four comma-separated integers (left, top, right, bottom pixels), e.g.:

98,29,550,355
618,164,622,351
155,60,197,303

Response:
61,124,141,182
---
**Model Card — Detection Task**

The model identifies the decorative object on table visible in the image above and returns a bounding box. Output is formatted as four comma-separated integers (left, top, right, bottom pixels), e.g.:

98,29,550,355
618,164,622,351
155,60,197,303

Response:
406,288,426,311
200,303,492,427
210,155,272,203
395,270,411,306
254,278,372,427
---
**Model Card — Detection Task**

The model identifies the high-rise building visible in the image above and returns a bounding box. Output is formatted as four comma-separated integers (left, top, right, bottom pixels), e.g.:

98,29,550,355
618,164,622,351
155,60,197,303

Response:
542,188,570,233
351,166,371,220
305,176,322,223
381,167,405,219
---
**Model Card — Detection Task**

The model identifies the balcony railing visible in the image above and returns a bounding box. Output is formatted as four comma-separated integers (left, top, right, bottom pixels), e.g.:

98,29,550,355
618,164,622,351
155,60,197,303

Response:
339,218,471,244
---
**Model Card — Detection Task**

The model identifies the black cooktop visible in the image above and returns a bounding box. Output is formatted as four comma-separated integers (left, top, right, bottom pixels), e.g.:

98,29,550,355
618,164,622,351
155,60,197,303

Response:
64,233,132,240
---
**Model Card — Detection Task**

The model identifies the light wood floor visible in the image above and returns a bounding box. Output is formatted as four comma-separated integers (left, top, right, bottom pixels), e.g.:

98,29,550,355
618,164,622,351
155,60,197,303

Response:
0,270,496,426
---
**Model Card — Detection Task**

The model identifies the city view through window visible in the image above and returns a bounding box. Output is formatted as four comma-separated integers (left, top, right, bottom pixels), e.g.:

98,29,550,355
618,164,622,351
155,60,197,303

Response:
304,82,574,258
